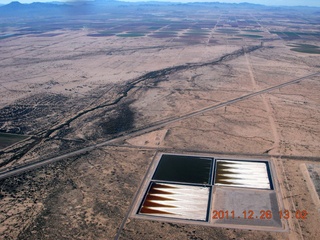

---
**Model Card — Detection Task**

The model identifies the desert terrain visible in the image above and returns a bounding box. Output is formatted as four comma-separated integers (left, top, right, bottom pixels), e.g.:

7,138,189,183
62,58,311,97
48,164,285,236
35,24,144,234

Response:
0,1,320,239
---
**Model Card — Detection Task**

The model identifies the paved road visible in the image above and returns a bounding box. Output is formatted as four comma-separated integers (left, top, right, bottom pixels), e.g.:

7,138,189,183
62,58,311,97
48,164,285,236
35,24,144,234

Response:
0,72,319,180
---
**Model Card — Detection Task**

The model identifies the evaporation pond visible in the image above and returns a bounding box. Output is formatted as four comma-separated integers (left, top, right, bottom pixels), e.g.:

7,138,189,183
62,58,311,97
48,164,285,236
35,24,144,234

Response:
152,154,213,184
215,160,272,190
0,132,28,149
139,182,210,221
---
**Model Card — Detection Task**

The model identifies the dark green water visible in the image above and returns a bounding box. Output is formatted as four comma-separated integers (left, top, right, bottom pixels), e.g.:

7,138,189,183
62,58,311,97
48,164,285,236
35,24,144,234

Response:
0,133,28,149
152,154,213,184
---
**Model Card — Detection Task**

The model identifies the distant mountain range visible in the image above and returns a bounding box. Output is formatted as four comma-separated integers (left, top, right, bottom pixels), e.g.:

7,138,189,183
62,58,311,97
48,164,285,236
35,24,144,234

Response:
0,1,66,17
0,0,318,18
0,1,115,17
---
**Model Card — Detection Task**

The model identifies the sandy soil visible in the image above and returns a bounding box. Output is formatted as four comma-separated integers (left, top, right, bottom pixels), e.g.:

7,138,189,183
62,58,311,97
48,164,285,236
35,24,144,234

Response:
0,3,320,240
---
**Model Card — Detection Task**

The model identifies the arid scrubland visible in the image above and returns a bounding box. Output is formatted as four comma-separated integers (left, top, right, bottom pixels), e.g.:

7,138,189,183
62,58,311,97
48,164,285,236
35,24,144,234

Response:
0,1,319,239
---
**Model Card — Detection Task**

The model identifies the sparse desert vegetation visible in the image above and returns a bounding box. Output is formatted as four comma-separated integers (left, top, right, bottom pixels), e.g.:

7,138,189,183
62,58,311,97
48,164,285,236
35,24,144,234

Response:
0,1,319,239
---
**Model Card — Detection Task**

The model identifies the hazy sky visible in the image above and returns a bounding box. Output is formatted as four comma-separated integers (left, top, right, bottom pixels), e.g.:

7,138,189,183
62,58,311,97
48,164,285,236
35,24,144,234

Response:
1,0,320,7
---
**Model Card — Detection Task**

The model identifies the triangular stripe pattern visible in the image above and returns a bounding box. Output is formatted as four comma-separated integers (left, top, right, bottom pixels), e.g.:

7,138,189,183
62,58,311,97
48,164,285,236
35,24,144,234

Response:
139,182,209,221
215,160,271,189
